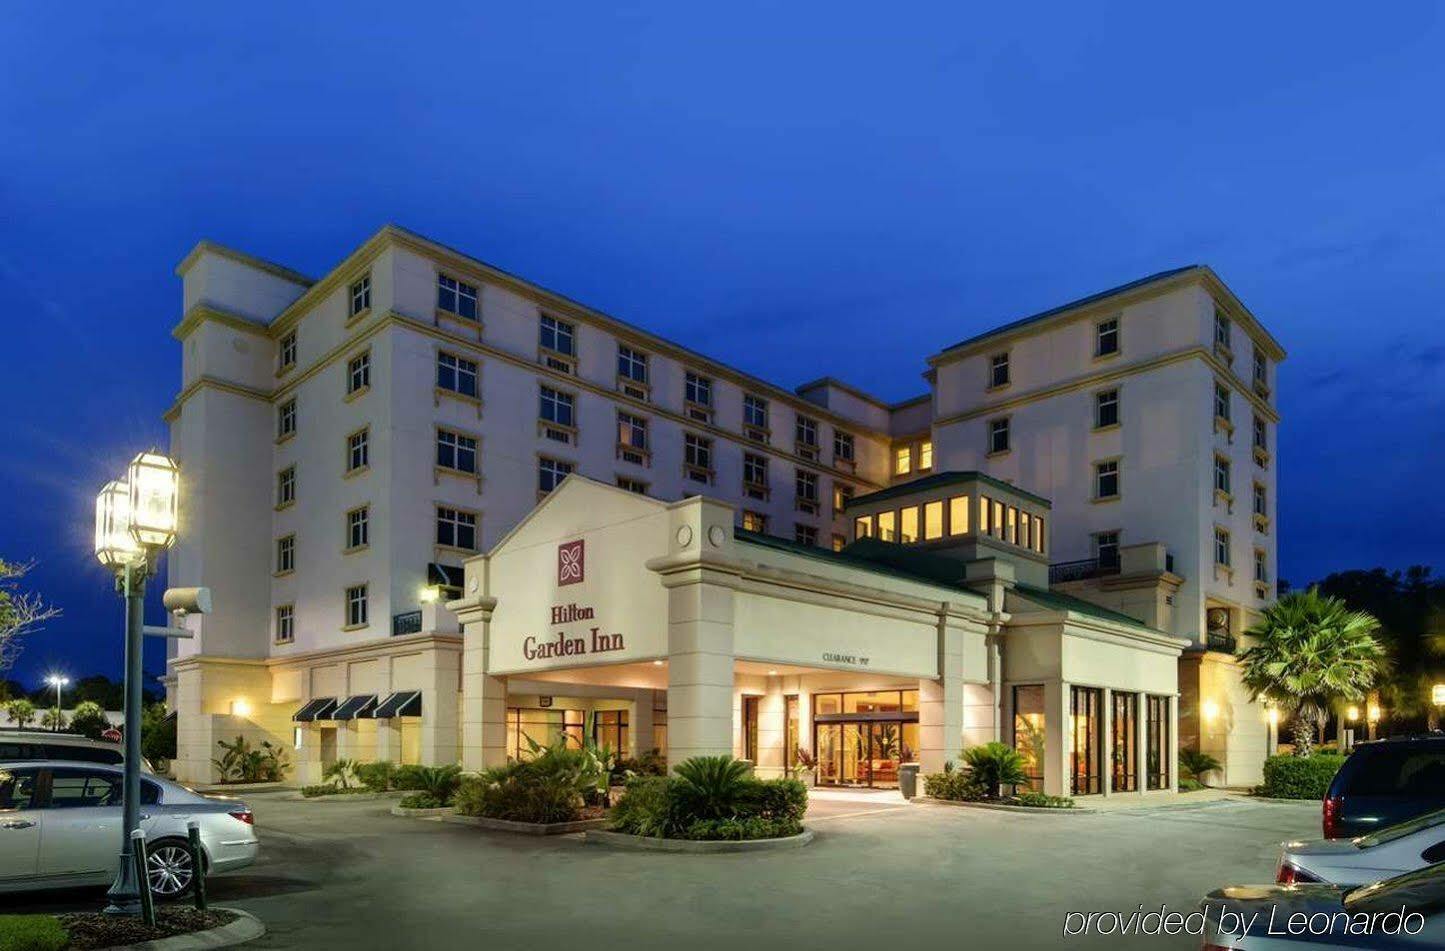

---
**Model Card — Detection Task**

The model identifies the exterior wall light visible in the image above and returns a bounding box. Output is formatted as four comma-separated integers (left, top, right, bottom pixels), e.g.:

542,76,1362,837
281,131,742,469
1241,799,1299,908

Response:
1266,706,1279,726
1202,699,1220,722
1367,703,1381,723
1345,706,1359,722
1433,684,1445,706
418,586,441,604
230,699,252,718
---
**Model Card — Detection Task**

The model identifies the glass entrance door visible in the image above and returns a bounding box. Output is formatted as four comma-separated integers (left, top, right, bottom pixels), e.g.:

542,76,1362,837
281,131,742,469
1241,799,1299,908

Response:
814,720,918,788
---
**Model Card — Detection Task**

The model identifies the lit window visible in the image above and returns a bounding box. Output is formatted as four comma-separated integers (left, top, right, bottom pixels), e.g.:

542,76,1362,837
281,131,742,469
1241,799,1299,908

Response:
988,418,1010,454
346,506,369,550
540,386,575,427
899,506,919,543
276,466,296,507
796,416,818,449
991,499,1004,537
436,429,478,474
978,496,991,534
349,274,371,317
1214,383,1231,423
279,331,297,370
436,506,478,551
877,510,897,542
989,352,1010,388
1033,515,1045,553
948,496,969,535
275,605,294,644
918,440,933,471
1095,531,1120,570
833,483,853,514
794,524,818,547
345,584,369,628
437,352,479,398
1004,506,1016,544
277,399,297,439
743,394,769,430
347,429,369,473
923,501,943,540
833,430,854,462
831,534,846,552
685,372,712,407
617,345,648,383
1019,511,1031,547
854,515,874,539
1094,460,1120,500
743,453,768,488
275,535,295,574
894,446,912,475
538,457,573,494
437,274,479,320
1214,456,1232,496
540,315,575,355
1095,389,1119,428
347,351,371,395
742,511,767,533
1096,318,1119,357
1214,528,1231,567
617,412,648,452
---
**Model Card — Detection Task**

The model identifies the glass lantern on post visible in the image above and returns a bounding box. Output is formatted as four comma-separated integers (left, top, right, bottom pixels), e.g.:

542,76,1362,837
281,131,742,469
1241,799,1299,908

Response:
94,451,180,916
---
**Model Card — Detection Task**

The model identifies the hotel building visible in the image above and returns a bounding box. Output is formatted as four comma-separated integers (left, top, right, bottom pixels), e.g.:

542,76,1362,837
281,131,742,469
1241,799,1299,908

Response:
163,225,1283,793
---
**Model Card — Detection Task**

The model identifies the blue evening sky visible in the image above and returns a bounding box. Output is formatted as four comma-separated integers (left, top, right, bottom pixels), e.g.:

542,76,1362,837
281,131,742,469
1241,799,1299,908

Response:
2,3,1442,686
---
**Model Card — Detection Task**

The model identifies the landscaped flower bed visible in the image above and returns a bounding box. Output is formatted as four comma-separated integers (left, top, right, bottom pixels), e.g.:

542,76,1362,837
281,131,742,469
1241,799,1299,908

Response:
606,755,808,842
0,908,256,951
921,743,1077,810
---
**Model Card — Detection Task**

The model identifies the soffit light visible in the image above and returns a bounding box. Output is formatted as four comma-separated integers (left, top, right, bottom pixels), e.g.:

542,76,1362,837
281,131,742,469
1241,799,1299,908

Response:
126,451,180,549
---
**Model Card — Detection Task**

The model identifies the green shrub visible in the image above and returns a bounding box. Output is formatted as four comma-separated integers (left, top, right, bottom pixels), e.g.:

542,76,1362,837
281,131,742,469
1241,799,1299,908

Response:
613,749,667,779
961,743,1028,798
0,914,68,951
323,758,360,790
212,736,289,783
355,761,397,792
1178,778,1204,792
398,792,448,809
922,770,986,801
392,764,428,790
1013,791,1075,809
1179,748,1222,784
457,747,589,824
680,816,803,841
672,755,753,820
388,764,463,802
738,777,807,823
608,776,677,837
607,765,808,840
141,702,176,763
301,784,370,798
68,701,110,741
1260,754,1347,800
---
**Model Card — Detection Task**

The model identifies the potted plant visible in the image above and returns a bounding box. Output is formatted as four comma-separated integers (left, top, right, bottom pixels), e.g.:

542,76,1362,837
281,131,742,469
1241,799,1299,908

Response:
790,746,819,786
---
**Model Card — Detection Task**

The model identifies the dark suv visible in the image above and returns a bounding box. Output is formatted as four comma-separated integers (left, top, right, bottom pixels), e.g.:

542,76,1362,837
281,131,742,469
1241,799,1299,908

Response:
1324,734,1445,838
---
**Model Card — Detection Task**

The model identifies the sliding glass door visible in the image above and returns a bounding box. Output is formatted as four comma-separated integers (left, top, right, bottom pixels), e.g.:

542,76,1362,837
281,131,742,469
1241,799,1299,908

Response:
1111,691,1138,793
1070,686,1102,796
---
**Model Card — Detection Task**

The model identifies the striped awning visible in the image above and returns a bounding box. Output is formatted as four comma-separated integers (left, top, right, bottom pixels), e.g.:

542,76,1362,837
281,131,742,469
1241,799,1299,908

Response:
373,690,422,719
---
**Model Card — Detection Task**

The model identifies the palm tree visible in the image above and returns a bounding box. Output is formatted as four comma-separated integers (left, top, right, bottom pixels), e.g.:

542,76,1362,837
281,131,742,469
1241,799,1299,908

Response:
1239,588,1387,757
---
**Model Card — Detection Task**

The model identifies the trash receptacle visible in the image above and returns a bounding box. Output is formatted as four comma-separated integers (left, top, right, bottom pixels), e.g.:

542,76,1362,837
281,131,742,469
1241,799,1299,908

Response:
899,762,920,799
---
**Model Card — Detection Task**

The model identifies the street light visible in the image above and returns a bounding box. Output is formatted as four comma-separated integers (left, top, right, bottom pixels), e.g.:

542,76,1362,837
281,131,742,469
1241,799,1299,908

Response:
45,675,69,732
94,449,180,916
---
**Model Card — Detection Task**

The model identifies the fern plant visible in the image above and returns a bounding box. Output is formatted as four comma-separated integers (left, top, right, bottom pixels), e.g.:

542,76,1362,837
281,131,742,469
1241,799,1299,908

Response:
672,755,752,820
1178,748,1222,784
324,758,360,790
960,742,1028,799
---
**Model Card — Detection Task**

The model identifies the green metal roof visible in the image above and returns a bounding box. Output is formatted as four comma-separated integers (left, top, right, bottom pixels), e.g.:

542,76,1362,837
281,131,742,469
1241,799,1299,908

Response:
1012,584,1157,629
846,471,1052,510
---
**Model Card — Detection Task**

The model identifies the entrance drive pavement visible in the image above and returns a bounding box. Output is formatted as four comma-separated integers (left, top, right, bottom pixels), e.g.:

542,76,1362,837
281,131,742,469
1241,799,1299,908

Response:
5,791,1320,950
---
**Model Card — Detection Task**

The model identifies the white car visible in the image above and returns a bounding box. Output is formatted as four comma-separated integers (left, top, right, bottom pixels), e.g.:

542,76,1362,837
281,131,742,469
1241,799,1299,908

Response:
0,731,155,772
1276,807,1445,888
1199,863,1445,949
0,761,258,898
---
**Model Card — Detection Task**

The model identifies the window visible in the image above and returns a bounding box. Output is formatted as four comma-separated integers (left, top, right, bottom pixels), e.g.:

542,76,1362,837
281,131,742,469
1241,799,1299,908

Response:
1253,348,1268,389
1214,455,1232,497
617,412,648,457
1214,383,1231,423
899,506,919,543
1070,686,1103,795
743,453,768,489
989,352,1010,388
1254,549,1269,584
540,315,575,355
1253,483,1268,520
795,470,819,509
894,445,912,475
345,584,368,628
833,430,854,463
1112,691,1138,793
349,274,371,317
275,605,294,644
988,418,1010,455
796,415,818,450
1033,514,1045,553
276,466,296,507
437,274,478,320
276,535,295,574
794,524,818,547
593,709,628,754
436,429,478,474
1214,306,1232,352
1146,696,1170,790
539,386,575,427
346,506,369,550
877,510,896,541
47,769,125,808
831,534,846,552
1214,528,1231,567
538,457,573,494
743,394,768,434
347,428,369,473
978,496,991,534
685,372,712,407
277,399,297,440
279,331,297,370
684,433,712,482
1094,531,1120,570
1096,317,1120,357
1095,389,1119,428
741,510,767,533
1253,415,1268,453
923,500,944,540
437,352,479,398
833,483,853,514
1012,685,1046,792
617,345,648,383
918,440,933,471
347,351,371,395
853,515,873,539
616,477,648,494
436,506,478,551
948,496,969,536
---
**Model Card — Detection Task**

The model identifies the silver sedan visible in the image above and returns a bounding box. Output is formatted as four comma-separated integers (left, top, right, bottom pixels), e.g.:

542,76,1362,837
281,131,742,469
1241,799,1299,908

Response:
0,761,258,899
1277,807,1445,888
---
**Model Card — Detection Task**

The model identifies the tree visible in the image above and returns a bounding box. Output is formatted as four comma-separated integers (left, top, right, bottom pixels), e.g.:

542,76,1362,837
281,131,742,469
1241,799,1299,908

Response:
69,701,110,740
1239,588,1387,757
3,698,36,728
0,560,60,675
40,708,67,731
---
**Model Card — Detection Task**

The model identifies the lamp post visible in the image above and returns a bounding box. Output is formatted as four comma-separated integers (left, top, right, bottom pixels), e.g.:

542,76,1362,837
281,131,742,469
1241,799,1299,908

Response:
44,675,69,732
94,450,179,916
1366,703,1381,742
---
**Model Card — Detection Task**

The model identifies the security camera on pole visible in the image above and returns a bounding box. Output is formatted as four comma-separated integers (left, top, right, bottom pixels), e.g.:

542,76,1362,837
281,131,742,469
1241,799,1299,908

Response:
94,450,179,916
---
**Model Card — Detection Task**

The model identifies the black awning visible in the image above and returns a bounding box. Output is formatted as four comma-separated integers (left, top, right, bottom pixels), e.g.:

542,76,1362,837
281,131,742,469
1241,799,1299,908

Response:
293,697,338,722
333,694,379,721
373,690,423,719
427,563,464,589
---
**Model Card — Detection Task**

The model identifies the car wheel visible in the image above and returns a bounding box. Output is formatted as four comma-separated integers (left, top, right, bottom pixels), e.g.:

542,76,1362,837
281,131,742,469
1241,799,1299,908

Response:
146,841,197,899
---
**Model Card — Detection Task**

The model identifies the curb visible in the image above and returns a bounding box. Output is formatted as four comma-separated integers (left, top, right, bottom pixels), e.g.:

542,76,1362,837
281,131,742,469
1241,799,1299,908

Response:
915,797,1094,815
101,908,265,951
442,814,608,835
389,805,456,817
582,829,814,852
192,783,293,796
287,791,400,803
1238,795,1320,805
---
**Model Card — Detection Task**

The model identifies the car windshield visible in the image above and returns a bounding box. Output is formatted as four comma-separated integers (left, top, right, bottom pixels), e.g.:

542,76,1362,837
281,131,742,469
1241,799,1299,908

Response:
1356,806,1445,849
1345,863,1445,917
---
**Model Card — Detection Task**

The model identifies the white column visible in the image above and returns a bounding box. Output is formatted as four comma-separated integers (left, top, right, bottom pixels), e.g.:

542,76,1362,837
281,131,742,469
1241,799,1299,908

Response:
1169,694,1180,792
1101,687,1113,797
755,676,787,779
918,623,964,775
665,579,735,763
454,594,507,771
419,647,460,766
1044,681,1069,798
1136,692,1148,795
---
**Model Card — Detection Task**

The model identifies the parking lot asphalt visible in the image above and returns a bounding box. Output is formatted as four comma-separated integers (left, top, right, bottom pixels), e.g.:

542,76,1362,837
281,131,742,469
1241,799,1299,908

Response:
4,792,1320,950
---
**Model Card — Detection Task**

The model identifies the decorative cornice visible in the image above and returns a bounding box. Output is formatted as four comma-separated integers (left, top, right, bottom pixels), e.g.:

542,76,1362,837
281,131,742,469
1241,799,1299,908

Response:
170,303,270,341
174,240,315,287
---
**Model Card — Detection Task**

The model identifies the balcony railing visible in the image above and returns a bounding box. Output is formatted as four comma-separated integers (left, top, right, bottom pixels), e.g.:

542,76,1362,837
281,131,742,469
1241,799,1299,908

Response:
392,610,423,637
1205,631,1238,653
1048,556,1122,585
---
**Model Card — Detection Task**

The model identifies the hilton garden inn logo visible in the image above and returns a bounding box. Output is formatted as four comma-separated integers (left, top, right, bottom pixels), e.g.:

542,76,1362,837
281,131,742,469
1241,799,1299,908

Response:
557,539,584,586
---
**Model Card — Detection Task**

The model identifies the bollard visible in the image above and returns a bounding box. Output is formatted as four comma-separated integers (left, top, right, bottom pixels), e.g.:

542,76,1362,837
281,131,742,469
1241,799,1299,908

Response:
187,821,208,911
130,829,156,927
